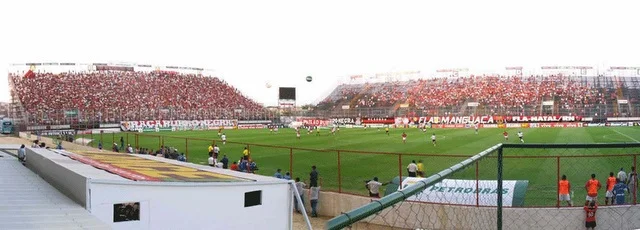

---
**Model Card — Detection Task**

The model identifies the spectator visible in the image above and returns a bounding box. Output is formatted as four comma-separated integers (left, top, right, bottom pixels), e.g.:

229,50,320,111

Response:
238,159,248,172
366,177,390,198
417,160,425,177
629,167,638,200
605,172,617,205
209,155,216,166
230,162,238,171
17,144,26,163
177,153,186,162
274,169,283,179
249,160,258,173
10,71,267,123
407,160,418,177
98,141,103,150
617,168,627,184
584,200,597,230
585,174,602,206
31,140,39,148
294,177,306,213
284,172,291,180
309,177,322,218
612,179,628,205
309,165,319,187
243,147,250,157
558,174,573,206
126,144,133,154
56,141,63,150
220,155,229,169
208,144,214,157
112,143,119,152
213,145,220,159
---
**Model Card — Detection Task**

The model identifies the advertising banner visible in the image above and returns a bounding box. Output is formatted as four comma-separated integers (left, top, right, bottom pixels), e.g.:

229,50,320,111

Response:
414,116,582,124
330,117,361,125
36,129,77,136
400,178,529,207
120,120,237,132
362,117,395,124
238,124,266,129
296,118,330,126
237,120,272,125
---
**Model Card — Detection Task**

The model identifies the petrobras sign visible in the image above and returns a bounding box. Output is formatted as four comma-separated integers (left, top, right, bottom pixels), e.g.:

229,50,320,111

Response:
399,178,528,207
120,120,237,131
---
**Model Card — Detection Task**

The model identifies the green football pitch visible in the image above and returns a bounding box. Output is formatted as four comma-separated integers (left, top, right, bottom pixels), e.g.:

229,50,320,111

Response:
81,126,640,206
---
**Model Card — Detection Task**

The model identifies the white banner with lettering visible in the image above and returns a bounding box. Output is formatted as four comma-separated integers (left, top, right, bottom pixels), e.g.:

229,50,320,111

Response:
399,178,528,207
120,120,237,131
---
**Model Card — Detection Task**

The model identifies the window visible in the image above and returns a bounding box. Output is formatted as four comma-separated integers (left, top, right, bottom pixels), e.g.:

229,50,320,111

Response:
113,202,140,222
244,190,262,207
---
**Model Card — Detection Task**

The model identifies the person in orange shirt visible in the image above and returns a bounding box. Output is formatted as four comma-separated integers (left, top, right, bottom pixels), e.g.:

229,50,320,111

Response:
558,175,572,206
584,173,602,206
605,172,617,205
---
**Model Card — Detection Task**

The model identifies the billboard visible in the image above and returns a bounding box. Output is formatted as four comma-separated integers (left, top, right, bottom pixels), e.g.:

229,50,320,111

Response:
278,87,296,100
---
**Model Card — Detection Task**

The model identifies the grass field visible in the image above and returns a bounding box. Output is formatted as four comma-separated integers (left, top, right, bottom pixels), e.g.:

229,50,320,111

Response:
80,126,640,206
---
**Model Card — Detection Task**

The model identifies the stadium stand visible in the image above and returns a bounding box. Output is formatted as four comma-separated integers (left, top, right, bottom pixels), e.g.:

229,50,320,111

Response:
317,75,640,118
9,71,271,124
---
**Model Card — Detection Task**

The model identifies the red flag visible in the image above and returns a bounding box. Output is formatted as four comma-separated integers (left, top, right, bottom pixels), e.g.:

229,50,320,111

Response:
24,69,35,79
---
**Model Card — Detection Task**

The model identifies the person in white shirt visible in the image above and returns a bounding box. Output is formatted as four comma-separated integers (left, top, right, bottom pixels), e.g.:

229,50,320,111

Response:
208,156,215,166
431,134,437,146
474,124,479,134
126,145,134,154
617,167,627,184
213,145,220,159
407,160,418,177
366,177,390,198
221,133,226,145
309,177,322,217
517,131,524,143
294,178,306,213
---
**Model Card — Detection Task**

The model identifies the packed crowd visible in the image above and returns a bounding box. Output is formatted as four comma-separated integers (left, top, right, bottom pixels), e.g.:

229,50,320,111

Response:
10,71,267,123
320,75,616,111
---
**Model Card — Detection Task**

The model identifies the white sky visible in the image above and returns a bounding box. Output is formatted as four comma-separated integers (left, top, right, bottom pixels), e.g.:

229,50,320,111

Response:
1,0,639,106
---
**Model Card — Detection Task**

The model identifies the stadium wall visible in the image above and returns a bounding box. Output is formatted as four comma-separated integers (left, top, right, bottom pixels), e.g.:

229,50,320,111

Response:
312,191,640,229
25,148,89,207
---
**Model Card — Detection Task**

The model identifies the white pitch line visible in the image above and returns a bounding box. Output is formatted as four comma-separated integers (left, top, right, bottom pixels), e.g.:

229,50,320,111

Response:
612,129,640,143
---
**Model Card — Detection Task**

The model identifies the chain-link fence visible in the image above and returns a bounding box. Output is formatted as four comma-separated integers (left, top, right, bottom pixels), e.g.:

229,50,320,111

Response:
327,143,640,230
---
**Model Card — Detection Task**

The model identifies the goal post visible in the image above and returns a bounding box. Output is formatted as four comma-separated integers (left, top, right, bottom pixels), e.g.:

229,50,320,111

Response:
326,143,640,230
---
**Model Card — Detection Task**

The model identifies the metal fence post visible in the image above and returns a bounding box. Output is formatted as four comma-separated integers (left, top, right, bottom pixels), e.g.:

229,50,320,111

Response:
398,154,403,183
497,147,503,230
635,154,638,205
475,160,479,207
185,138,189,161
556,156,560,208
158,136,161,149
337,150,342,193
289,148,293,178
126,132,129,149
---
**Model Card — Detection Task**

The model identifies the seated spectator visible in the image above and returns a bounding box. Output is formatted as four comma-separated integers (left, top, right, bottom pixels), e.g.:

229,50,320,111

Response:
208,156,215,166
177,153,186,162
230,161,238,171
